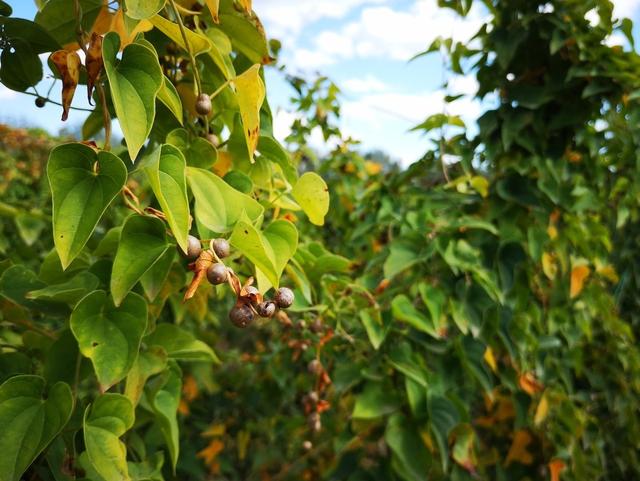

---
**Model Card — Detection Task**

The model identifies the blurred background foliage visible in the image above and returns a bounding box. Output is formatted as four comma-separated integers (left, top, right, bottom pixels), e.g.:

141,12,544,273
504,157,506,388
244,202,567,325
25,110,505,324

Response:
2,0,640,480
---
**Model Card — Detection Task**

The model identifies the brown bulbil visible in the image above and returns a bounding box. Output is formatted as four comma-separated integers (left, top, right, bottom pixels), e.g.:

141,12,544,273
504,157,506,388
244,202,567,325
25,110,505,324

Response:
229,303,254,328
275,287,294,308
195,93,212,116
206,263,228,285
212,238,230,258
182,235,202,260
256,300,277,318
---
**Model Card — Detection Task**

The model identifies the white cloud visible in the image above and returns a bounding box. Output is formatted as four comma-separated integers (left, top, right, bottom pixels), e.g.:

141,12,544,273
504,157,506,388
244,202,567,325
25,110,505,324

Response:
341,75,388,93
280,0,488,70
258,0,387,44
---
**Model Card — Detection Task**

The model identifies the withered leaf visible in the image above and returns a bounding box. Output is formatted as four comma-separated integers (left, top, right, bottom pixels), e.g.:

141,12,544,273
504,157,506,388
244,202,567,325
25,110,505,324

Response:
50,50,81,121
86,32,103,104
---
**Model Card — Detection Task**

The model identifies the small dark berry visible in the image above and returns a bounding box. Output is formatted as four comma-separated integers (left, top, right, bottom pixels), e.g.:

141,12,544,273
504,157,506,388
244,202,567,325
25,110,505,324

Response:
310,318,323,333
308,359,322,375
207,263,228,285
195,93,212,116
212,238,230,258
256,300,277,318
229,303,254,328
274,287,294,308
35,97,46,108
302,440,312,451
181,235,202,260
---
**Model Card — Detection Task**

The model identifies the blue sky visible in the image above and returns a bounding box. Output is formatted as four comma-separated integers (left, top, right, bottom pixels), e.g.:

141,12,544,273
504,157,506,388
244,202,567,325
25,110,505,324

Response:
2,1,640,164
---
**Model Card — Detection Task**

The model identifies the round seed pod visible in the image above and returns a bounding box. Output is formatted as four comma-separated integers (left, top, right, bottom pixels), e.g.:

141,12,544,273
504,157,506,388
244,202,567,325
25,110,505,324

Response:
274,287,294,308
256,300,277,318
195,93,212,116
229,303,254,328
35,97,46,108
212,238,230,258
181,235,202,260
207,263,228,285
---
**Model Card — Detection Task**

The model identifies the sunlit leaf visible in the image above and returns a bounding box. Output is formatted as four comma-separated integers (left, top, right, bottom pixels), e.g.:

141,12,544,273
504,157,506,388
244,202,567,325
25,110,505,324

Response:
48,143,127,269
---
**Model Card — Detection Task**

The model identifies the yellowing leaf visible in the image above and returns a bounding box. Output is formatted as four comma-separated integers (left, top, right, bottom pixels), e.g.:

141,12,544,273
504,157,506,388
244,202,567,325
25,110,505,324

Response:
452,425,477,474
91,4,113,35
176,82,198,117
234,64,265,161
291,172,330,226
542,252,557,280
483,347,497,373
205,0,219,22
597,264,619,283
49,50,81,121
547,224,558,239
505,430,534,466
150,14,211,56
109,8,153,49
470,175,489,198
570,265,590,298
549,458,566,481
365,160,382,176
534,392,549,425
202,423,226,438
519,372,544,395
197,439,224,473
213,150,232,177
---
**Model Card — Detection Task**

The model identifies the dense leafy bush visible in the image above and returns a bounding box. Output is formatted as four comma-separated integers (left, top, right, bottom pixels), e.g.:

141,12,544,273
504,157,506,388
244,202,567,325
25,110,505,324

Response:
1,0,640,480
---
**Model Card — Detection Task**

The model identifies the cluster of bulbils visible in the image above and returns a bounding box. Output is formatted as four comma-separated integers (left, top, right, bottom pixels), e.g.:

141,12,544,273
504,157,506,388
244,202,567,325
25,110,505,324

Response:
182,234,295,328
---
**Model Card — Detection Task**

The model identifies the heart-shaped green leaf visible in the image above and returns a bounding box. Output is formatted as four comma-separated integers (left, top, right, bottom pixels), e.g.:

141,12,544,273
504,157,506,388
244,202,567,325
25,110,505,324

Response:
292,172,330,226
125,0,166,19
0,375,73,481
167,128,217,168
157,75,183,124
144,324,219,363
146,362,181,471
83,394,134,481
124,347,168,406
140,248,175,302
34,0,102,46
111,215,170,307
71,290,147,390
27,271,99,305
186,166,263,233
141,145,190,253
0,39,42,92
230,217,298,289
391,294,439,338
48,143,127,269
103,32,163,161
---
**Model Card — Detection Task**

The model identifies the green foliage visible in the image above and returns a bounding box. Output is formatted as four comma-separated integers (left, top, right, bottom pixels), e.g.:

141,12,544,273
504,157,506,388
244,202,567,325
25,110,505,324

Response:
1,0,640,480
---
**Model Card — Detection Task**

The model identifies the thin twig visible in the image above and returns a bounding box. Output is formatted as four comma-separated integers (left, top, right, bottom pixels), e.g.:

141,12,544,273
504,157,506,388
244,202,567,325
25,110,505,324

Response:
96,83,112,150
21,91,94,112
168,0,203,95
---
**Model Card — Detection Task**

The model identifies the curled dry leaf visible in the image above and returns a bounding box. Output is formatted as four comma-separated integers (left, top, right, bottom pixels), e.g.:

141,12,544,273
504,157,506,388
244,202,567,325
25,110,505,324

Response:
50,50,81,121
184,250,214,301
86,33,103,104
